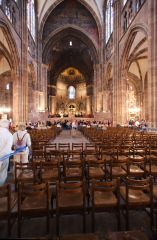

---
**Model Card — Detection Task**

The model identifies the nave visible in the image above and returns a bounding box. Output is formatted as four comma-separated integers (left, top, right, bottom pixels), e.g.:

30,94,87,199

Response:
0,128,156,239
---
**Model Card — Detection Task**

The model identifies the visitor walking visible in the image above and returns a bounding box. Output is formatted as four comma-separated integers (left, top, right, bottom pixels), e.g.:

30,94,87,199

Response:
13,123,31,177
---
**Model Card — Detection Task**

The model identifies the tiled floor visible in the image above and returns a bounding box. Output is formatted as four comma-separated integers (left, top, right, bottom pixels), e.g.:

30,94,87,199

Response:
0,130,156,239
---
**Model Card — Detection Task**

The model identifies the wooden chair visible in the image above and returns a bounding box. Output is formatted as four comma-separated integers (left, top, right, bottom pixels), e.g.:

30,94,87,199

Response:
58,143,70,156
85,143,97,150
72,143,83,158
133,147,146,157
32,149,46,162
120,176,154,230
86,159,105,187
0,184,18,237
56,180,86,236
47,150,64,165
84,149,99,164
116,147,132,160
72,143,83,152
45,143,57,152
145,157,157,181
67,149,82,161
100,148,115,164
40,161,60,184
15,161,40,191
18,182,50,238
106,158,128,181
63,159,84,182
124,156,146,179
89,178,120,232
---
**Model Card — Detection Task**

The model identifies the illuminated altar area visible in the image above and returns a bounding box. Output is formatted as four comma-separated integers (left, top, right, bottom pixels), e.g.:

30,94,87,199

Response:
49,67,92,118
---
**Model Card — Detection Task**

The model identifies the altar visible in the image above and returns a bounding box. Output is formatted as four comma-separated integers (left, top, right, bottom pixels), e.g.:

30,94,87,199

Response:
69,114,75,118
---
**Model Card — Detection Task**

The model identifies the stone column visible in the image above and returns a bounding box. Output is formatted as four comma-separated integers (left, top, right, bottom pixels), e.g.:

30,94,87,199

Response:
31,90,36,111
103,91,111,112
119,78,127,124
13,75,21,125
36,91,39,111
148,0,157,128
50,96,56,115
21,0,28,122
113,0,120,125
41,64,48,112
103,91,107,112
86,96,91,114
93,66,97,112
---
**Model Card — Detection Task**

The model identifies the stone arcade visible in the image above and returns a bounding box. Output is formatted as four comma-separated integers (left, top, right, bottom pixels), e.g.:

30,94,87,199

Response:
0,0,156,125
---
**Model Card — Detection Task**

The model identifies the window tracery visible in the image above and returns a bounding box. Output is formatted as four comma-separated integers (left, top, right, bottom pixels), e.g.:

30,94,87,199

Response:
128,1,133,24
27,0,35,41
5,2,11,20
123,11,127,32
106,0,113,44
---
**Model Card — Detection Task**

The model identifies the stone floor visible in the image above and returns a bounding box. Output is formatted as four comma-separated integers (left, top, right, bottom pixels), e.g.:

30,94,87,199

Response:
0,130,156,239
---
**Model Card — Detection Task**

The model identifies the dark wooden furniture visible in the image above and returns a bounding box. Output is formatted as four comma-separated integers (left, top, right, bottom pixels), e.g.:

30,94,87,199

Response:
120,176,154,230
89,178,120,232
0,184,18,237
63,159,84,182
15,161,39,191
40,161,60,184
56,180,86,236
18,182,50,238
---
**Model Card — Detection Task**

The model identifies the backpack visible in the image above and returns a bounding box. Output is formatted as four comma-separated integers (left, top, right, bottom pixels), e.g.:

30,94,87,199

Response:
15,133,27,152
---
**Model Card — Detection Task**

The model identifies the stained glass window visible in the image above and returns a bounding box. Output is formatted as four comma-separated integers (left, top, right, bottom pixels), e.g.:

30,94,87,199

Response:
136,0,141,12
123,0,127,6
0,0,2,5
27,0,35,41
5,4,11,20
106,0,113,44
128,9,133,24
68,86,75,100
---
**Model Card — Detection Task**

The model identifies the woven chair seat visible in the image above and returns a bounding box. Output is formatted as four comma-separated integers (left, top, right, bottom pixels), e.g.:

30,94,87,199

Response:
66,168,82,176
89,189,117,206
88,168,105,177
146,165,157,173
18,170,39,179
123,165,144,173
58,192,83,207
120,186,150,204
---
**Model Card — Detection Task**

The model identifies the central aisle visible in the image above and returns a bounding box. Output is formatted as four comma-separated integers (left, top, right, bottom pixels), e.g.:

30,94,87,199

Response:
53,129,89,147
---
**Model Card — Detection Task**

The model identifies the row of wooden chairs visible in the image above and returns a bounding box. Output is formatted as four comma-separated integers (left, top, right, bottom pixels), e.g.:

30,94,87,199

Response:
1,177,156,238
14,155,157,191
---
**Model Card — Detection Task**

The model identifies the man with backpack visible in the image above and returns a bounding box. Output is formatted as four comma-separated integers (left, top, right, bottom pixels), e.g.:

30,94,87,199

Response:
0,119,13,187
13,123,31,177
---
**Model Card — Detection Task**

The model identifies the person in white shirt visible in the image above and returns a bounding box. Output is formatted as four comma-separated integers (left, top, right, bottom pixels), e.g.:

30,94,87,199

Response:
0,119,13,187
72,120,76,137
13,123,31,177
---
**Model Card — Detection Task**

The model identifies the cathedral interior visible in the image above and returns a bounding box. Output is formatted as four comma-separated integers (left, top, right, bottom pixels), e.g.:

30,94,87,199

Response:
0,1,157,239
0,0,156,127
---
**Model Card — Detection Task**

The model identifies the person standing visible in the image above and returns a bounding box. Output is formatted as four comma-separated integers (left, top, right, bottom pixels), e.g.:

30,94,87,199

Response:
72,120,76,137
0,120,13,187
13,123,31,177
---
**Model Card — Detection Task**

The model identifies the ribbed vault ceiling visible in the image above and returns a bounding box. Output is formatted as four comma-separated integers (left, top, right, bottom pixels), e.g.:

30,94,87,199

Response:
37,0,105,28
